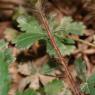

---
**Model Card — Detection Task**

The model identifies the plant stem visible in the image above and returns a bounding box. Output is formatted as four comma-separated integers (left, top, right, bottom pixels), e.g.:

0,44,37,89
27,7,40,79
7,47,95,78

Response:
38,10,82,95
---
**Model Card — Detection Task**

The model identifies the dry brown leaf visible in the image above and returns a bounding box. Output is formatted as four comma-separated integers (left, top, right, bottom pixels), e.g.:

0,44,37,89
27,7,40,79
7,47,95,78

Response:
31,54,49,67
18,62,32,76
29,74,40,90
18,76,31,91
39,74,55,86
4,28,19,42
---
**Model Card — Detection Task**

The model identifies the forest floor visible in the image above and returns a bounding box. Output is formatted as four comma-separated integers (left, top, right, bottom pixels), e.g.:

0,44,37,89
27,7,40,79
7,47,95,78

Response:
0,0,95,95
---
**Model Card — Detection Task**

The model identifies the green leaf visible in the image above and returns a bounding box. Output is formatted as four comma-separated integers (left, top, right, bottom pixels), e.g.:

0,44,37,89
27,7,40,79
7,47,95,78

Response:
48,15,58,32
47,39,56,56
41,64,53,74
0,52,11,95
0,51,4,60
66,22,85,35
17,15,44,34
16,15,46,49
81,82,95,95
54,16,86,35
63,38,75,44
47,37,75,56
58,44,75,55
81,73,95,95
16,89,37,95
87,73,95,86
14,33,45,49
44,79,64,95
0,48,15,95
74,57,86,81
47,16,85,56
0,48,15,64
0,40,8,49
4,48,15,64
41,60,59,75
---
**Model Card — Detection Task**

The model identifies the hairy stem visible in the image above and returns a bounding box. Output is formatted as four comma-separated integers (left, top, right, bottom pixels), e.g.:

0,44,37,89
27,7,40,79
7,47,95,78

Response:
38,10,82,95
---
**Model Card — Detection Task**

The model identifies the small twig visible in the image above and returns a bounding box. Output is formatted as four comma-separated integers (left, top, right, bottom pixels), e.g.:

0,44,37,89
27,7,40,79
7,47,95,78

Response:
0,1,24,6
0,1,38,15
72,49,95,55
0,1,33,9
82,49,95,54
0,7,38,13
67,35,95,48
37,9,82,95
83,55,92,75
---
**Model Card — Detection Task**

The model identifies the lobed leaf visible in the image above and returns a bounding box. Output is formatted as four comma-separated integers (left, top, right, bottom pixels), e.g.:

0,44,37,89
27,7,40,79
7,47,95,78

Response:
47,37,75,56
17,15,44,34
54,16,86,35
40,60,59,75
74,57,86,81
14,33,45,49
81,73,95,95
15,15,46,49
44,79,64,95
87,73,95,86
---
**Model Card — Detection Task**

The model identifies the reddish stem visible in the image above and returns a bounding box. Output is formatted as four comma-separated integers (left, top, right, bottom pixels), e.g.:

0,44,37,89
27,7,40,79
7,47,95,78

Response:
38,11,82,95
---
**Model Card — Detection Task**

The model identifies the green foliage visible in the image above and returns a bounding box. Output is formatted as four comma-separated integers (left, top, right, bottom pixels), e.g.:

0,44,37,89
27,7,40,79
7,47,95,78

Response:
17,15,44,34
0,2,87,95
54,17,86,35
16,89,37,95
44,79,64,95
63,38,75,44
14,33,45,49
47,16,85,56
0,40,15,64
46,39,56,56
0,52,11,95
41,60,59,75
41,63,54,74
0,40,15,95
48,15,58,31
0,40,8,49
75,58,95,95
47,37,75,56
0,60,11,95
81,73,95,95
4,49,15,64
15,14,85,56
74,57,86,81
9,14,86,95
13,15,46,49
